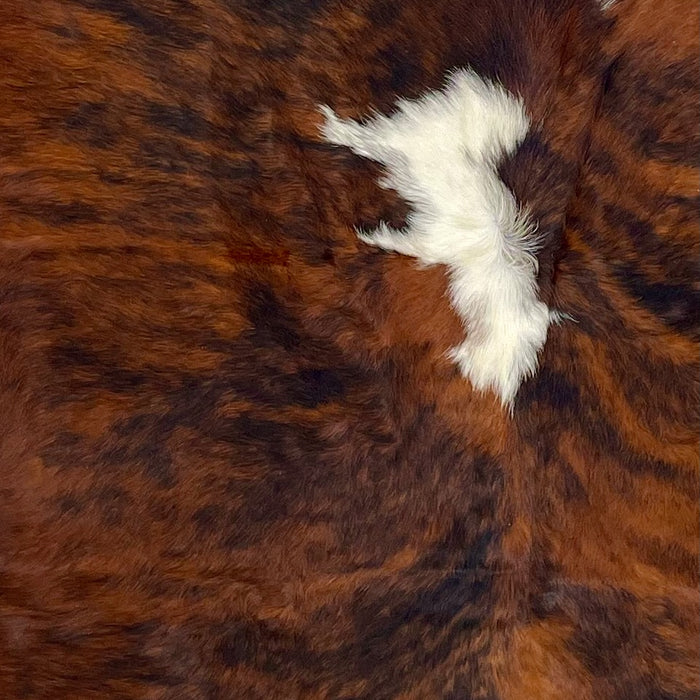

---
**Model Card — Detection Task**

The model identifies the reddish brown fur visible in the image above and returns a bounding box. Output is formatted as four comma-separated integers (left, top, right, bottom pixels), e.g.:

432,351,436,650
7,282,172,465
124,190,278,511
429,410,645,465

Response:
1,0,698,697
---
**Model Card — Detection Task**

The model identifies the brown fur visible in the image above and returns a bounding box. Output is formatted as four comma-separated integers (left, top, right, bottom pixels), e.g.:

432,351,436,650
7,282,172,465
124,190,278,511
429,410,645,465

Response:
0,0,698,697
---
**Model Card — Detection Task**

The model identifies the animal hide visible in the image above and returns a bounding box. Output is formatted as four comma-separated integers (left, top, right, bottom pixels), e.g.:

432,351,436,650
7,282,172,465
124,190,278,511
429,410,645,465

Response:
0,0,698,697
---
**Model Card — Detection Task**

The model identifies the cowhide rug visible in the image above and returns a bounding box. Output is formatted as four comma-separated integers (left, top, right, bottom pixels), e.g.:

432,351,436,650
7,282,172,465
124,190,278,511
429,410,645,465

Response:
0,0,697,697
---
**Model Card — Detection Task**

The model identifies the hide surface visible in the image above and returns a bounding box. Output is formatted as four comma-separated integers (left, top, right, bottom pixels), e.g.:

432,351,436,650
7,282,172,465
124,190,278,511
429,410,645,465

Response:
0,0,698,698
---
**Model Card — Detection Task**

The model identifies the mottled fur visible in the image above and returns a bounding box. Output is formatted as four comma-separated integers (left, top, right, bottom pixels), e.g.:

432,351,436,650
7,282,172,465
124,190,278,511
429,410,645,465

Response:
0,0,698,698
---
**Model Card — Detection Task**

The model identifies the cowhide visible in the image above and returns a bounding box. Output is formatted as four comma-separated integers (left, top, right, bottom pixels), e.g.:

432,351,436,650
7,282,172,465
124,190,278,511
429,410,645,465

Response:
0,0,697,698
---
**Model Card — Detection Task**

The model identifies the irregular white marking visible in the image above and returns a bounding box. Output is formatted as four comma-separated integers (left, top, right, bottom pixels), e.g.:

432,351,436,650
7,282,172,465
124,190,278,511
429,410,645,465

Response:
320,68,556,409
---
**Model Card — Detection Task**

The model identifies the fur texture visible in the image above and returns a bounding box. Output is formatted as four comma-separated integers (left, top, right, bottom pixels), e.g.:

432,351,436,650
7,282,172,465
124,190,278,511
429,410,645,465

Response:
0,0,698,698
321,69,551,407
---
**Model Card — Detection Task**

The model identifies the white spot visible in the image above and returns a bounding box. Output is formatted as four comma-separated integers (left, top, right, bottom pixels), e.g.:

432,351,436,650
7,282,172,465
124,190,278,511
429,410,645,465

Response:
320,69,555,409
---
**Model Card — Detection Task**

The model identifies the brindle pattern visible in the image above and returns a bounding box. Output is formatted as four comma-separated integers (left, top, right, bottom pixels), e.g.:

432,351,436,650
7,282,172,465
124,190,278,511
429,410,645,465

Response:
0,0,698,697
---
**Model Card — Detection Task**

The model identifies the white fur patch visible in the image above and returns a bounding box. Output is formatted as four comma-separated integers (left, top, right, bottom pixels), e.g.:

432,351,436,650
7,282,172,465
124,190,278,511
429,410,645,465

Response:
320,69,555,408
